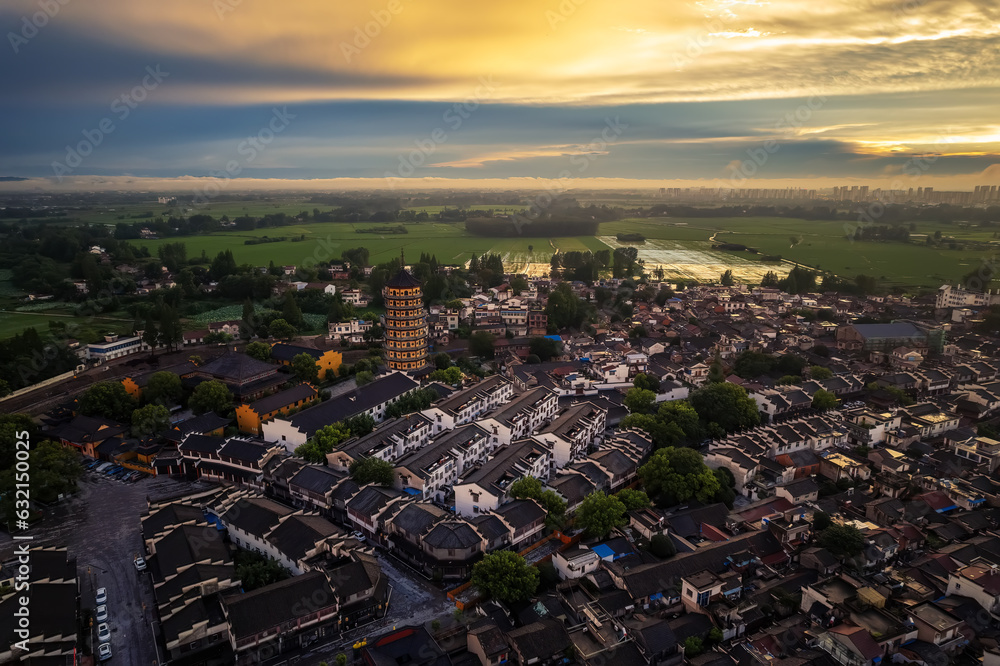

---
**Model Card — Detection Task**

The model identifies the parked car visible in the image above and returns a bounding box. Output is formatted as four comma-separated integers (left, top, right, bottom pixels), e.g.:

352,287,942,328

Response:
134,556,146,572
98,643,112,661
351,531,367,543
97,622,111,642
96,587,107,604
96,604,108,622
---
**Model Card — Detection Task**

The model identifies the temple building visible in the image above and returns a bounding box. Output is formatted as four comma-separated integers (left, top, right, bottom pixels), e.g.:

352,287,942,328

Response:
384,254,430,373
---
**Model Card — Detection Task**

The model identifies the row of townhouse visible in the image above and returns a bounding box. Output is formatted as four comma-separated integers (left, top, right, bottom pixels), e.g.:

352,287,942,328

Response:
140,487,390,665
261,371,420,449
707,414,849,496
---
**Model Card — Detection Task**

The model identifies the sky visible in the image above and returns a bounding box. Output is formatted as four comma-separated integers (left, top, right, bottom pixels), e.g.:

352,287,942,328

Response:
2,0,999,192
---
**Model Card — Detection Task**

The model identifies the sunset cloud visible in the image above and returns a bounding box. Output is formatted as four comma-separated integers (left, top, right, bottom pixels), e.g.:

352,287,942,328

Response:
1,0,998,185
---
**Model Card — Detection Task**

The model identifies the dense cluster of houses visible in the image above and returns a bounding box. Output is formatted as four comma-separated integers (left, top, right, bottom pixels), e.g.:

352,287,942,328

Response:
21,267,1000,666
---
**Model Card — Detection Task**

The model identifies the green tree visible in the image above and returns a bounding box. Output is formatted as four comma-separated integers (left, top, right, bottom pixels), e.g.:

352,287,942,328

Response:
157,305,182,351
720,269,734,287
0,415,39,469
144,371,183,406
707,352,726,383
345,414,375,438
509,476,543,500
809,365,833,380
269,318,297,340
624,387,657,415
291,353,320,383
649,534,676,559
189,380,232,415
689,382,760,434
350,456,395,486
545,282,586,330
683,637,704,657
204,331,234,345
812,389,840,410
529,336,562,362
434,352,452,370
733,351,773,379
336,655,348,666
615,488,650,511
141,316,159,355
355,370,374,386
245,341,272,361
633,373,660,393
469,331,496,359
131,404,170,437
241,298,256,338
77,381,137,422
656,401,704,443
813,511,832,531
817,524,865,558
0,441,83,526
296,423,352,463
234,549,291,591
539,490,568,529
471,551,539,604
639,447,721,506
429,366,462,384
576,492,627,538
281,294,304,327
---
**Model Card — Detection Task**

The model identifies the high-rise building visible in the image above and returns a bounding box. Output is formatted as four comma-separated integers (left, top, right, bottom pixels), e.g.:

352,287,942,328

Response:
383,253,430,373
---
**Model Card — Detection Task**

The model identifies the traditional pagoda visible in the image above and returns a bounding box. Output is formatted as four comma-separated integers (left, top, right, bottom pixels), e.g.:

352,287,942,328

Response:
383,251,429,373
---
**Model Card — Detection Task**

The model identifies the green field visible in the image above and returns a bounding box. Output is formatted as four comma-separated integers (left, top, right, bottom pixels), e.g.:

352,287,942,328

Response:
124,214,1000,289
129,222,614,269
0,311,133,341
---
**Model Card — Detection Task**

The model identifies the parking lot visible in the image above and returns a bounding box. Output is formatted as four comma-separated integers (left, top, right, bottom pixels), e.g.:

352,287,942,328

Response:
0,467,212,665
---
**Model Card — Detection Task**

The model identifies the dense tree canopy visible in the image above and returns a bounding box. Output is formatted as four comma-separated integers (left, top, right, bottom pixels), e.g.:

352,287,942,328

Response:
624,387,657,415
295,422,352,463
245,341,272,361
817,524,865,558
131,404,171,437
144,371,183,406
689,382,760,435
472,551,539,604
576,492,628,538
77,381,137,422
812,389,840,410
188,380,233,415
350,456,395,486
291,353,320,383
639,447,721,506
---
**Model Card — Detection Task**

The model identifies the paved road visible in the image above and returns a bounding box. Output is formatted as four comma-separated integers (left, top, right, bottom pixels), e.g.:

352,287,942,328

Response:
1,471,212,665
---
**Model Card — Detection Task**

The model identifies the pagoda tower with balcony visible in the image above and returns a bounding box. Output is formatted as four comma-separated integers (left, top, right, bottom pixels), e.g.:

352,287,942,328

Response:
383,251,430,373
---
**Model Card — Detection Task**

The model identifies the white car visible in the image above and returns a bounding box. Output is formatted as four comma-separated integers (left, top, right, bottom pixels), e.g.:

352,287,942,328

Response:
98,643,112,661
134,556,146,572
95,587,107,605
96,605,108,622
97,622,111,643
351,531,367,543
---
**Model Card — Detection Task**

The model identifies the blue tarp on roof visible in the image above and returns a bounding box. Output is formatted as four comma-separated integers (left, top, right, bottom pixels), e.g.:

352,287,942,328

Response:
591,544,614,560
403,487,423,496
544,335,562,341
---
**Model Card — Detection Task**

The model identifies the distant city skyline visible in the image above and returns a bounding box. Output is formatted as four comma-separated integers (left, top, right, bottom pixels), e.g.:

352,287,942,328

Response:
1,0,998,191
